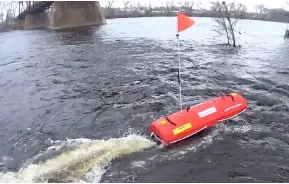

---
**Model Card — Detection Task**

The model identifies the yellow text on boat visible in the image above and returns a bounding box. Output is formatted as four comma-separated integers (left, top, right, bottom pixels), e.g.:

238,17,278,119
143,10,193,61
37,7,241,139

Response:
173,123,192,135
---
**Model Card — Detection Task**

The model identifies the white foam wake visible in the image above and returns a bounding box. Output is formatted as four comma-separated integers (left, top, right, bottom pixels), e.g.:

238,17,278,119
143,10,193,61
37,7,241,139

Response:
0,134,156,183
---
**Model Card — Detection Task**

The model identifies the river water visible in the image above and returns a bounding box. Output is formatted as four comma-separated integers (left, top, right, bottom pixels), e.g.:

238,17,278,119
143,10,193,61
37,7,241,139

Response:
0,17,289,182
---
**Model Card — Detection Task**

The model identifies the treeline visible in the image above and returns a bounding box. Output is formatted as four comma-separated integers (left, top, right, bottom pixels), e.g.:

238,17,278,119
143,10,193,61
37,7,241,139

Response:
0,1,18,32
103,0,289,23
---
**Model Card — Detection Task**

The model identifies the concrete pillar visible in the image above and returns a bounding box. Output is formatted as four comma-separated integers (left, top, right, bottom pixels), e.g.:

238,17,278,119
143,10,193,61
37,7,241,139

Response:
98,6,107,25
13,19,24,30
50,1,106,30
24,12,50,29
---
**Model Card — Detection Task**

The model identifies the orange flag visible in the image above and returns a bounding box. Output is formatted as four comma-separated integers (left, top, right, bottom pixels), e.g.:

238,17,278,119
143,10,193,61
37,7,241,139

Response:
177,12,195,33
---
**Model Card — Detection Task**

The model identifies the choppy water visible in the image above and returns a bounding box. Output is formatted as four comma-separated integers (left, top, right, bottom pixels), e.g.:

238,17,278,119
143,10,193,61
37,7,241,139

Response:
0,17,289,182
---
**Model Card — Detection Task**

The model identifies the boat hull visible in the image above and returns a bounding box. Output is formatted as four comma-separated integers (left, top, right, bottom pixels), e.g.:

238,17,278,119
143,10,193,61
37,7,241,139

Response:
148,92,248,145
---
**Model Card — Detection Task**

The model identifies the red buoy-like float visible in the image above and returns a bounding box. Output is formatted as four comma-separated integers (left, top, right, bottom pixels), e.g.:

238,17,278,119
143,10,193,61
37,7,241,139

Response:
149,92,248,145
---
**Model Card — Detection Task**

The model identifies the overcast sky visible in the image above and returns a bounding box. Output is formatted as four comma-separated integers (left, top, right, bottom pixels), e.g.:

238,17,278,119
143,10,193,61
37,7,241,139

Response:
99,0,289,12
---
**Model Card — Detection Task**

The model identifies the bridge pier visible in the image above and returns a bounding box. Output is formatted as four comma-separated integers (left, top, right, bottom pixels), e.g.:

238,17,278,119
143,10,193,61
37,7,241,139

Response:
49,1,106,30
13,19,24,30
24,12,50,29
13,1,106,31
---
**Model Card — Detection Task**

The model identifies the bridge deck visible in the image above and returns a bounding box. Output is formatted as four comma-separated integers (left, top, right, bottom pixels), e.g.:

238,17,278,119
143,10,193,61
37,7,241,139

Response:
17,1,53,19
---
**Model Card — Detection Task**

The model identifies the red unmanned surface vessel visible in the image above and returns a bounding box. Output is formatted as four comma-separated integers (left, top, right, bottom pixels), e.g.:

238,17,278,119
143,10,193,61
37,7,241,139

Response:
149,92,248,145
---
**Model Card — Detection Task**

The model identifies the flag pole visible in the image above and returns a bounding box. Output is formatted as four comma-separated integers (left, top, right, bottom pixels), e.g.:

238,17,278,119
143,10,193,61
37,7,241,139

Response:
176,12,194,112
176,32,182,111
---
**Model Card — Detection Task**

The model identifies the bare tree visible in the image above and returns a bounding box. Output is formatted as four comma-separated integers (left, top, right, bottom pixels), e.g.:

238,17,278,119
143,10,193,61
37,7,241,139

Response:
129,1,142,15
105,1,115,17
122,0,131,16
143,1,153,16
165,1,175,15
6,2,17,24
0,2,5,23
211,1,247,47
159,2,166,15
178,1,194,15
255,4,265,15
195,1,202,10
105,1,114,11
0,1,18,31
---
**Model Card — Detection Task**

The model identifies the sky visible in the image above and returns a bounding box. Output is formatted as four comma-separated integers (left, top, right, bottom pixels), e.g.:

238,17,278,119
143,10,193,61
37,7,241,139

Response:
98,0,289,12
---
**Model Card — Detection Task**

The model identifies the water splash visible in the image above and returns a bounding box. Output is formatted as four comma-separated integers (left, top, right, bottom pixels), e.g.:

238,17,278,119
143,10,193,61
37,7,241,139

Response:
0,134,156,183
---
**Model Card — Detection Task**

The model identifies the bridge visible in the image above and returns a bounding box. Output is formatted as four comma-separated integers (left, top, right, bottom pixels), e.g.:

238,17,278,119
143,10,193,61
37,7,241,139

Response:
14,1,106,30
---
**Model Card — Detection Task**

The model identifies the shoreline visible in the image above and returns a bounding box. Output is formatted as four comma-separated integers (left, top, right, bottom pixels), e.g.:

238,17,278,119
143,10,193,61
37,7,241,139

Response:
0,14,287,33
